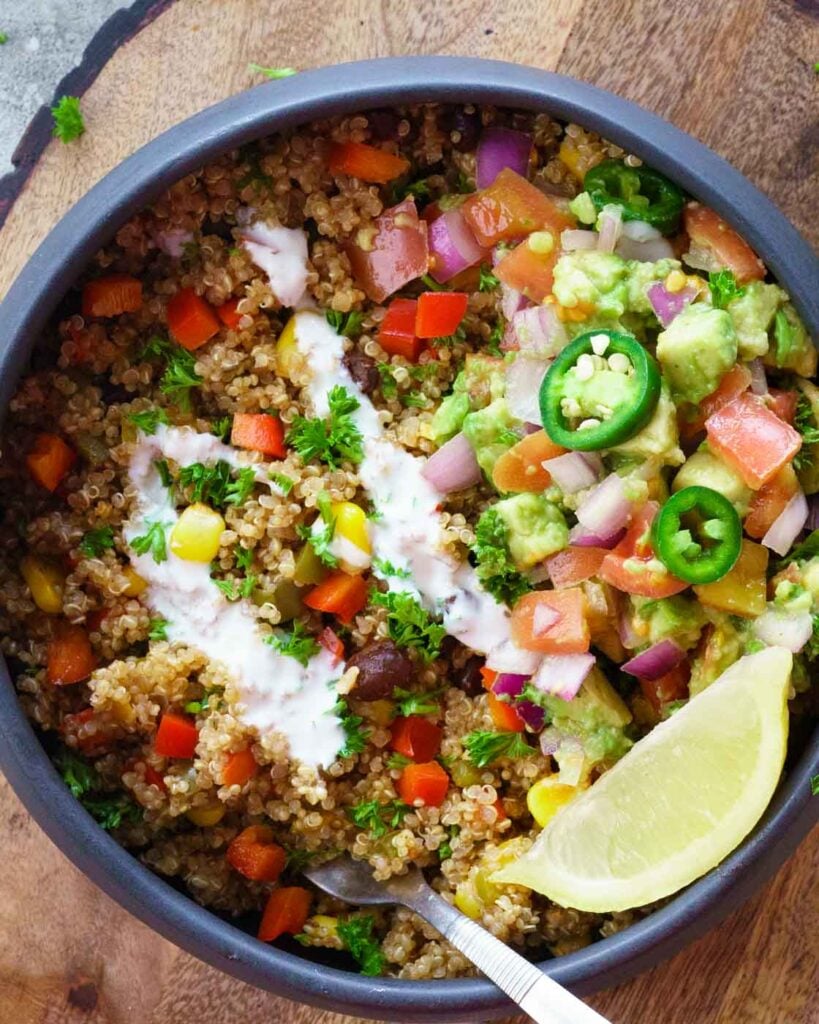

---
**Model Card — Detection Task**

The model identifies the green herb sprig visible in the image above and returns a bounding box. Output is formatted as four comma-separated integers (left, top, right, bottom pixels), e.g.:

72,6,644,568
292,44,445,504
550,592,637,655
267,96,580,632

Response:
463,730,532,768
287,386,363,469
370,591,446,662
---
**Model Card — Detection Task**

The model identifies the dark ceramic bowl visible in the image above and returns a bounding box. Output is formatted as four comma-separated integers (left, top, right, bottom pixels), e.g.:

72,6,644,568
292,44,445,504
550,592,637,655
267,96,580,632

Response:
0,57,816,1023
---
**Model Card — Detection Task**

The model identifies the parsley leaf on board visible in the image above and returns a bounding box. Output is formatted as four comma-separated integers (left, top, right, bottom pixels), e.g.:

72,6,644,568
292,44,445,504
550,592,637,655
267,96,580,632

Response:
370,590,446,663
248,63,298,79
79,526,115,558
472,508,532,607
393,686,444,717
463,730,533,768
708,270,745,310
130,520,168,564
287,385,364,469
128,408,170,435
347,798,410,839
337,916,386,977
325,309,364,338
51,95,85,143
266,621,320,666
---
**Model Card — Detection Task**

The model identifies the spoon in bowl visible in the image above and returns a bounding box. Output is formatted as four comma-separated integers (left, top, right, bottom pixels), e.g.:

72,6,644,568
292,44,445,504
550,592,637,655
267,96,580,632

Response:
305,856,612,1024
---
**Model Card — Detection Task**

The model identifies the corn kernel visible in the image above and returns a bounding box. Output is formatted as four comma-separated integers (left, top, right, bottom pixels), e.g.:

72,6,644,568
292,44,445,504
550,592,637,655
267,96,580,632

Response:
170,503,225,563
454,882,482,920
20,554,64,614
309,914,340,939
558,138,585,181
526,776,577,828
122,566,148,597
276,316,302,380
527,230,554,255
664,270,687,293
186,803,226,827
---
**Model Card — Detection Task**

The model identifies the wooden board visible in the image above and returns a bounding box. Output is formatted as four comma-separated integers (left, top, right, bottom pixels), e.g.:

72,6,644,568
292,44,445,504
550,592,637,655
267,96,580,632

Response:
0,1,817,1022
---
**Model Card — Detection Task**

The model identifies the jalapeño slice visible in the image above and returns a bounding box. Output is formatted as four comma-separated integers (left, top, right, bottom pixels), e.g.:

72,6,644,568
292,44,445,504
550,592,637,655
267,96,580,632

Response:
651,486,742,585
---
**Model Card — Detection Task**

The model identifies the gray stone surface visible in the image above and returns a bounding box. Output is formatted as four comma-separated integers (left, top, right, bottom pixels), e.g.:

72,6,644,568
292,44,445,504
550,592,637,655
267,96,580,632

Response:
0,0,123,174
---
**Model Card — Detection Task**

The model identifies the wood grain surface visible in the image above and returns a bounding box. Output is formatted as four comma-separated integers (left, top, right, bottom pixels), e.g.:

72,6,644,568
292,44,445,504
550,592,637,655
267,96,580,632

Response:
0,2,817,1022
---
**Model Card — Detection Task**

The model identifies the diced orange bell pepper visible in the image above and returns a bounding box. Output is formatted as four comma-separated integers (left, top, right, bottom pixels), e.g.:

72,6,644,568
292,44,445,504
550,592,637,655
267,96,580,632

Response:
744,464,799,539
705,392,802,489
767,388,798,425
694,539,768,617
154,711,199,759
317,626,345,662
415,292,468,339
463,169,574,248
346,199,429,303
222,748,258,787
487,691,526,732
479,666,498,690
47,623,96,685
495,239,559,303
304,571,368,623
390,716,442,762
640,662,690,716
599,503,689,598
377,298,424,361
166,287,220,351
491,430,565,493
82,274,142,318
397,761,450,807
510,587,590,654
545,547,607,589
683,203,765,284
26,433,76,492
328,141,410,184
228,825,287,883
230,413,286,458
258,886,311,942
217,297,244,329
681,363,752,439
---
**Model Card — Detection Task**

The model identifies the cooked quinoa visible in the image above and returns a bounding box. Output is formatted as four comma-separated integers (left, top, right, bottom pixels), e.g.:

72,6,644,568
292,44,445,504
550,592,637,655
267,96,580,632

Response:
1,102,815,980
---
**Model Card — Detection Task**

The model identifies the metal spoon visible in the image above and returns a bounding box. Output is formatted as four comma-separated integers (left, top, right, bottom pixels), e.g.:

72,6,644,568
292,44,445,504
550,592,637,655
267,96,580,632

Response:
305,856,612,1024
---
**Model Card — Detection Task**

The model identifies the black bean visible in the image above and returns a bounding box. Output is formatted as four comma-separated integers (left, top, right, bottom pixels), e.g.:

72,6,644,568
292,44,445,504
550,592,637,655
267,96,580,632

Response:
446,108,481,152
348,640,414,701
343,351,379,395
367,109,401,142
453,654,485,697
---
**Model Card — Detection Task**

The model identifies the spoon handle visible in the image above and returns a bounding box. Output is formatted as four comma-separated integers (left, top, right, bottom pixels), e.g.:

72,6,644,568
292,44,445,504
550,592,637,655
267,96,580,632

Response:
399,885,611,1024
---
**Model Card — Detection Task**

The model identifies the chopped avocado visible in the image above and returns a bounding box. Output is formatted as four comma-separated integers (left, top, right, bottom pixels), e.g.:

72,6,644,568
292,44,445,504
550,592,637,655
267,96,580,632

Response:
795,380,819,495
688,613,744,696
727,281,784,360
492,492,568,568
765,302,817,378
533,668,633,764
552,251,629,318
610,384,684,467
800,557,819,604
430,388,470,445
462,398,518,477
568,191,597,225
672,445,752,515
656,304,738,406
430,357,506,445
624,258,682,316
631,594,706,651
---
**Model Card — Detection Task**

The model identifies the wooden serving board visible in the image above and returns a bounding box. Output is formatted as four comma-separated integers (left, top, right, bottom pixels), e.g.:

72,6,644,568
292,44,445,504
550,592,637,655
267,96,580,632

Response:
0,2,817,1022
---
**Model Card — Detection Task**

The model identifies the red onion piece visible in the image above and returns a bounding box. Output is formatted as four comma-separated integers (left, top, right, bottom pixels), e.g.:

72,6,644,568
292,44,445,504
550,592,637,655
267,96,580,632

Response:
510,304,568,357
560,229,599,251
156,227,194,257
597,206,623,253
616,235,675,262
576,473,632,538
476,127,533,189
501,282,529,320
752,609,813,653
621,220,662,242
504,355,549,425
569,522,626,549
486,639,544,675
491,673,544,731
622,639,685,680
762,489,809,556
428,209,486,283
515,699,545,732
647,281,698,328
530,653,595,702
617,606,641,651
748,358,769,396
421,432,482,493
533,604,561,637
543,452,600,495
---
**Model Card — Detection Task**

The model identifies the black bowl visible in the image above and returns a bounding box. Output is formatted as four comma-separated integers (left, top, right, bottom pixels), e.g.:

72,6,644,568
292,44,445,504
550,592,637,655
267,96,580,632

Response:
0,57,816,1023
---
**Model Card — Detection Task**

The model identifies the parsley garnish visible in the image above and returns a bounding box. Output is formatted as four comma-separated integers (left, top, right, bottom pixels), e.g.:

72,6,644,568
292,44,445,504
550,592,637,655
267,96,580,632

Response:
55,750,140,830
385,752,412,770
213,574,256,602
793,393,819,472
431,325,467,348
708,270,745,310
248,63,297,79
777,528,819,567
472,508,532,606
337,916,386,977
377,363,399,400
270,472,295,495
148,618,169,641
335,698,370,757
141,335,203,410
479,264,500,292
325,309,364,337
267,621,320,666
128,407,169,435
211,416,232,441
299,491,337,567
51,95,85,143
284,847,316,874
81,794,141,830
456,170,475,194
486,320,504,357
154,459,173,488
463,730,533,768
438,824,460,861
287,385,363,468
56,750,97,798
391,178,431,205
371,591,446,662
79,526,115,558
372,557,411,580
130,520,168,563
347,798,410,839
812,774,819,796
393,686,443,717
401,390,427,408
235,546,253,571
177,460,256,510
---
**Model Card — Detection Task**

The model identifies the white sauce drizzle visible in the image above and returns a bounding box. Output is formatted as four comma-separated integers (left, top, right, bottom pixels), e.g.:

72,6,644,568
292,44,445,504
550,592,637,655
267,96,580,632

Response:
240,221,309,308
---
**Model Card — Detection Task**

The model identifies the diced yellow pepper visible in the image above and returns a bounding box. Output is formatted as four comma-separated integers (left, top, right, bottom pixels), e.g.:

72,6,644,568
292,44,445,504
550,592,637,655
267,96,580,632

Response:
332,502,371,553
186,803,226,827
694,539,768,618
558,137,586,181
526,776,577,828
20,554,65,614
122,566,148,597
276,316,302,380
170,503,225,563
454,882,482,920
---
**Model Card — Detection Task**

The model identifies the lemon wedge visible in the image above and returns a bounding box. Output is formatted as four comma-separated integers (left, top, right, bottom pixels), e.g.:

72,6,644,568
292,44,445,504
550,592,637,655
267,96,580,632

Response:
493,647,792,911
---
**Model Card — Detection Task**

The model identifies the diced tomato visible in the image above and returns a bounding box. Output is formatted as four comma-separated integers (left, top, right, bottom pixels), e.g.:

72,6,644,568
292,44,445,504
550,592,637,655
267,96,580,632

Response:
397,761,450,807
694,539,768,617
683,203,765,285
493,798,507,821
317,626,345,662
487,691,526,732
463,169,574,248
743,464,799,539
346,199,429,303
304,571,368,623
391,716,442,762
415,292,468,339
495,239,559,303
767,388,798,425
681,363,752,439
640,662,690,716
47,623,96,685
166,287,220,351
377,298,424,361
222,748,258,787
230,413,286,457
705,392,802,489
143,764,168,791
217,297,243,329
82,274,142,318
258,887,311,942
328,141,410,184
545,547,607,589
510,588,590,654
154,712,198,759
228,825,287,883
599,503,689,598
26,433,76,492
479,666,498,691
491,430,565,493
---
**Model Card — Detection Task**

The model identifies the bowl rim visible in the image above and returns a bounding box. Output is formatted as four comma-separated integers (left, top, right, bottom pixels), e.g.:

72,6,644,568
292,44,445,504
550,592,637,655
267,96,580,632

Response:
0,56,816,1022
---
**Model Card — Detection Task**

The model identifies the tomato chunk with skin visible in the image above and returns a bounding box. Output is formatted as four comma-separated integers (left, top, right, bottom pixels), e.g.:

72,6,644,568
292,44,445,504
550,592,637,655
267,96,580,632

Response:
82,273,142,318
346,199,428,303
684,203,765,285
600,503,689,599
510,588,590,654
154,712,198,759
227,825,286,883
47,623,96,685
415,292,468,339
545,547,607,589
705,392,802,489
230,413,286,458
463,169,574,248
495,239,559,303
491,430,565,493
258,887,311,942
378,298,424,361
679,363,751,440
767,388,798,425
390,716,442,762
744,464,799,539
640,662,690,716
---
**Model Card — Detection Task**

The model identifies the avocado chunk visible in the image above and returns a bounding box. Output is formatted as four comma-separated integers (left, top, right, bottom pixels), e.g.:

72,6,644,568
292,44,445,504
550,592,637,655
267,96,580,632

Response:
429,356,506,446
610,384,684,467
552,251,629,319
430,389,470,446
672,445,752,515
656,304,738,405
765,302,817,378
688,613,744,696
630,594,706,652
492,492,568,569
462,398,518,477
727,280,784,360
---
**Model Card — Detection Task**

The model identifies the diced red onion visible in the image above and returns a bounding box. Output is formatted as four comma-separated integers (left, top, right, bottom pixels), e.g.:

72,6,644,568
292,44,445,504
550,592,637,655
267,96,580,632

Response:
501,283,529,320
748,358,769,396
569,522,625,549
529,653,595,702
155,227,194,257
752,609,813,653
491,673,529,699
647,281,698,328
476,127,533,189
621,220,662,242
576,473,632,538
504,355,549,425
428,208,486,283
486,639,544,675
491,673,544,731
762,489,809,556
597,205,623,253
532,604,561,637
421,432,482,493
617,606,641,651
616,236,675,262
515,700,545,732
543,452,600,495
539,726,562,756
621,639,685,680
511,304,568,357
560,229,599,251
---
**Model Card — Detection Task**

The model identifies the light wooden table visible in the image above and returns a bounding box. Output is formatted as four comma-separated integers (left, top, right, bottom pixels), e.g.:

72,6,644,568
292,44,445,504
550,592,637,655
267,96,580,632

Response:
0,2,817,1022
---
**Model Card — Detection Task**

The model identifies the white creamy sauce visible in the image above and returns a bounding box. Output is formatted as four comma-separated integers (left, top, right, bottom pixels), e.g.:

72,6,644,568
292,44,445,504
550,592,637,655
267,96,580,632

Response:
239,221,310,308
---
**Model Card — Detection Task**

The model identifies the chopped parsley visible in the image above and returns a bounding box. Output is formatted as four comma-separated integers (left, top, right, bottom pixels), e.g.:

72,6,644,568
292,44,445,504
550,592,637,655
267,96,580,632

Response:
298,491,337,567
130,520,168,563
479,264,500,292
393,686,443,717
347,798,410,839
235,546,254,571
708,270,745,310
284,847,316,874
248,63,298,79
128,407,169,435
325,309,364,337
57,750,97,798
372,556,411,580
401,390,428,408
486,320,504,357
438,824,460,861
287,385,364,468
793,393,819,472
335,698,370,757
463,730,533,767
431,325,467,348
80,793,142,831
420,273,446,292
51,95,85,143
267,621,320,666
141,335,203,410
377,363,399,399
472,508,532,606
56,750,140,830
148,618,169,641
391,178,431,205
337,915,386,976
456,169,474,194
270,471,295,495
812,774,819,796
213,573,256,602
385,751,412,770
177,460,256,510
211,416,232,441
154,459,173,488
370,590,446,663
79,526,115,558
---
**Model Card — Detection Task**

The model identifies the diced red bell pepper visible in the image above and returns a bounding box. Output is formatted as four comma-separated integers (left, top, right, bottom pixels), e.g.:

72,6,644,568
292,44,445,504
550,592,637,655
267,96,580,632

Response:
258,886,311,942
487,692,526,732
377,298,424,361
510,588,590,654
154,712,198,759
167,287,220,351
397,761,450,807
545,547,608,589
222,748,258,786
328,141,410,184
304,571,368,623
317,626,345,662
230,413,286,457
599,503,689,598
346,199,429,303
82,274,143,318
683,203,765,285
743,464,800,539
462,169,574,248
640,662,690,716
228,825,287,883
390,716,442,762
47,623,96,685
217,297,243,329
415,291,468,339
26,433,76,492
495,239,559,303
705,392,802,489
